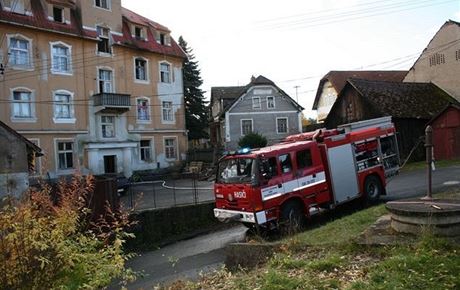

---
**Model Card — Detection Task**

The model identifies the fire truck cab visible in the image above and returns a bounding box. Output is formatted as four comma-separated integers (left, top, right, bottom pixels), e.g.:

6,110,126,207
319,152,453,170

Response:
213,117,400,228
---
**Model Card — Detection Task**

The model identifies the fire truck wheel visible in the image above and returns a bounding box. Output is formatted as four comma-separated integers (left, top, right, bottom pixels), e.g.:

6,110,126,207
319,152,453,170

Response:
280,201,305,234
364,175,382,202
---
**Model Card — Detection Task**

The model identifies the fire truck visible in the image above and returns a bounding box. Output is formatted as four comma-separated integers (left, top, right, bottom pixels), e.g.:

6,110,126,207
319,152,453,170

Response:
213,117,400,229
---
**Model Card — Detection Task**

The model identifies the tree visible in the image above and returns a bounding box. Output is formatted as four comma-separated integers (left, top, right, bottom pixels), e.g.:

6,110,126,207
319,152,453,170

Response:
238,132,268,149
178,36,209,140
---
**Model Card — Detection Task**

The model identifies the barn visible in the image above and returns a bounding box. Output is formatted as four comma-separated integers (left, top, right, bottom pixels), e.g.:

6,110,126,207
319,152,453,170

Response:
325,79,458,160
427,104,460,160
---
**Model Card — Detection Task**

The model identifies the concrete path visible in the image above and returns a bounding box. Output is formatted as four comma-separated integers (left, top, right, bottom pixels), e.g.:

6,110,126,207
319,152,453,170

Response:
110,225,247,289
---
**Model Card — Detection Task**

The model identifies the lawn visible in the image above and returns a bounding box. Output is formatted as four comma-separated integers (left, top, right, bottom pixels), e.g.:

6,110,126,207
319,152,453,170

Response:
401,159,460,172
163,188,460,290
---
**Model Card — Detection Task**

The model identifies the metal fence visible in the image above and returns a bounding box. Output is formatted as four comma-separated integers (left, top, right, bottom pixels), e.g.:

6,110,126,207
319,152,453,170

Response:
120,173,215,211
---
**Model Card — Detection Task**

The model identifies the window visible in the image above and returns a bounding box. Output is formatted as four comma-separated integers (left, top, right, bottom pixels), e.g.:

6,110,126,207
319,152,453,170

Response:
162,101,173,122
296,149,312,169
12,90,32,118
267,96,275,109
164,138,177,160
277,118,288,134
54,92,73,120
241,119,253,136
137,98,150,121
135,58,147,81
140,140,152,162
51,43,71,73
456,50,460,61
265,157,278,177
252,97,261,109
57,141,74,170
9,37,30,67
156,32,170,46
98,69,113,93
160,62,171,83
95,0,110,9
97,26,111,54
29,139,41,176
429,53,445,67
101,115,115,138
279,154,292,174
53,6,63,22
134,26,145,40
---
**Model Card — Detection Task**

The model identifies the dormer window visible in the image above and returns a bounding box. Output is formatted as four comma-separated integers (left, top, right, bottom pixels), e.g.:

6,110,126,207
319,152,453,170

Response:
95,0,110,10
156,32,171,46
134,26,146,40
4,0,27,14
97,26,111,54
53,6,64,23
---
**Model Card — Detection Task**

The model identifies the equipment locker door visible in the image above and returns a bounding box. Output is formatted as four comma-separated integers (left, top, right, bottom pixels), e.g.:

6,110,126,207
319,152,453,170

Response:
327,144,360,204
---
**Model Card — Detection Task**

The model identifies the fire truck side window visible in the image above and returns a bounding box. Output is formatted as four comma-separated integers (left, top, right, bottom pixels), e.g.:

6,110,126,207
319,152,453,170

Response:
296,149,312,169
279,154,292,173
267,157,278,176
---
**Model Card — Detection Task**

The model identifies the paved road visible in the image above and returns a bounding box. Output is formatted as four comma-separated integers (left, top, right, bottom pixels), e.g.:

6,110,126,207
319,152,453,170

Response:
116,165,460,289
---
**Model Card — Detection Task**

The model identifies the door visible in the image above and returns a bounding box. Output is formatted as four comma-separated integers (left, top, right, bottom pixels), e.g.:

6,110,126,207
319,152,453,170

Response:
104,155,117,174
327,144,359,204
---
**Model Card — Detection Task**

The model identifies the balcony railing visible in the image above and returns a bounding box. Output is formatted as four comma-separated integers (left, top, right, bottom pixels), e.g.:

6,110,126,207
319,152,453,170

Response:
93,93,131,113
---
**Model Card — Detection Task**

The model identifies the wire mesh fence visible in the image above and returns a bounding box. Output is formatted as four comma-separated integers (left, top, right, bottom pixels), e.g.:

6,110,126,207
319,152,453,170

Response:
119,173,215,211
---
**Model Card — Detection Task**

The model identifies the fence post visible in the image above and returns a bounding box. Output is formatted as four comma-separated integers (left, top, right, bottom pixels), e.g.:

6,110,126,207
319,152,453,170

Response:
173,177,177,206
129,180,133,209
152,180,157,208
193,173,198,204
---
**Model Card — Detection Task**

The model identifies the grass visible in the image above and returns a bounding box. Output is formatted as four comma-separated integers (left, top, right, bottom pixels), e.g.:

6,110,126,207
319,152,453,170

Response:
163,187,460,290
401,159,460,172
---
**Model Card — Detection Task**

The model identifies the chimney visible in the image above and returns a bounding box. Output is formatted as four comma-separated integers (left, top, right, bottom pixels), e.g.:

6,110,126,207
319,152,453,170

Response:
250,75,256,82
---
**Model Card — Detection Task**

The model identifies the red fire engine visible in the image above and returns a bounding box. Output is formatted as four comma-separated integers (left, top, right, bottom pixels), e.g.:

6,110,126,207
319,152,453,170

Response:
213,117,400,228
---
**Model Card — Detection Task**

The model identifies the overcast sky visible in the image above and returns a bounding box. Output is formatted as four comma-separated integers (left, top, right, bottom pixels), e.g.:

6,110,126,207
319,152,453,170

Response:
122,0,460,118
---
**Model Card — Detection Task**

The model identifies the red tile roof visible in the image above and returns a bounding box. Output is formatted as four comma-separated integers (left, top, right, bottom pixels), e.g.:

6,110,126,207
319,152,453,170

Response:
0,2,185,58
312,70,408,109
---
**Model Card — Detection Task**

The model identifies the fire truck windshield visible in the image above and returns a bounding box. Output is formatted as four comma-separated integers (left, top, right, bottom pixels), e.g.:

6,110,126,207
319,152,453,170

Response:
217,157,256,184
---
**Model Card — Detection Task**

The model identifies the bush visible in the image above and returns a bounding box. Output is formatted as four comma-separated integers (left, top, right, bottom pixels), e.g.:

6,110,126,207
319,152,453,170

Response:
0,175,135,289
238,132,268,149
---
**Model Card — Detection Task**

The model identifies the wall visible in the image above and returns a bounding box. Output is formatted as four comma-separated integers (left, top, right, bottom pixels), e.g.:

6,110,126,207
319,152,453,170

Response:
225,85,301,149
78,0,123,34
430,107,460,160
316,81,338,122
0,126,29,197
126,202,218,251
404,22,460,102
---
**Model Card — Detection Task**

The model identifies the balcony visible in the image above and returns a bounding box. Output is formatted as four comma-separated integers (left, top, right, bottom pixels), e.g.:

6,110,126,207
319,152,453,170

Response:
93,93,131,113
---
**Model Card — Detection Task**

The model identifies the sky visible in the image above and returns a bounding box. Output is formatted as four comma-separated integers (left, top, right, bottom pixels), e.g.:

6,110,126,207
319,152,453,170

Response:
121,0,460,118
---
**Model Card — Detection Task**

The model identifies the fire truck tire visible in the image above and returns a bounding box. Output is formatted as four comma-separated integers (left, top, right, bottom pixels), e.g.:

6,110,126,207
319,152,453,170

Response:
280,201,305,234
364,175,382,202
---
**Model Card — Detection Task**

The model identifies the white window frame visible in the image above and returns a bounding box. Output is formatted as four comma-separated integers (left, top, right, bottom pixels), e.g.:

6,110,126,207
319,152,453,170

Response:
50,41,72,75
139,137,155,163
133,25,147,40
100,115,116,139
159,61,171,83
7,34,33,70
267,96,275,109
156,32,171,46
94,0,111,10
133,56,149,83
276,117,289,134
161,101,175,124
28,138,41,176
10,87,36,123
163,136,178,161
241,119,253,136
52,6,64,23
96,25,112,56
252,97,261,109
54,138,75,174
97,66,115,93
136,97,151,123
52,90,75,124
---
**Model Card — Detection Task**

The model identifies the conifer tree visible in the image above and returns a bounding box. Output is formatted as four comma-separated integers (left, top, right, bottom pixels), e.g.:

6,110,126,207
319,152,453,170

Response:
179,36,209,140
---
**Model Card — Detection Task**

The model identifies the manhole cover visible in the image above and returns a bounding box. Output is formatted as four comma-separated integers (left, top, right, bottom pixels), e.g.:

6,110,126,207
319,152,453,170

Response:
444,181,460,186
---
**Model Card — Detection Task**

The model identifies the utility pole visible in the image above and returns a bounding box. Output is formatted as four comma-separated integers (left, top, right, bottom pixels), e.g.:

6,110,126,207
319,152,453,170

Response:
294,85,300,103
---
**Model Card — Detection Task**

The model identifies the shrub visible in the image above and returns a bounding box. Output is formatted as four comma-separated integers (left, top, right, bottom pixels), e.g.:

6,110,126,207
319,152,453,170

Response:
238,132,268,149
0,175,135,290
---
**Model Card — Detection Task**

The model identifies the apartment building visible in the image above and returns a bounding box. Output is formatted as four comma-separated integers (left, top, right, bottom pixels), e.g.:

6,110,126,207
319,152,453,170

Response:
0,0,187,178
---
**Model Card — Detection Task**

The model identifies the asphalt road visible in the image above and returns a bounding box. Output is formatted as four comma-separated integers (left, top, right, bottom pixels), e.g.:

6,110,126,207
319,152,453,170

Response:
116,165,460,289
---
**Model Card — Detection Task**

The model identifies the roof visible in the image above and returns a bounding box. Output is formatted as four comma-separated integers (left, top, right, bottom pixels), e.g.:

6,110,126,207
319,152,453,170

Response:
427,103,460,125
0,121,42,155
312,70,408,109
0,2,185,59
211,75,304,117
344,79,458,119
